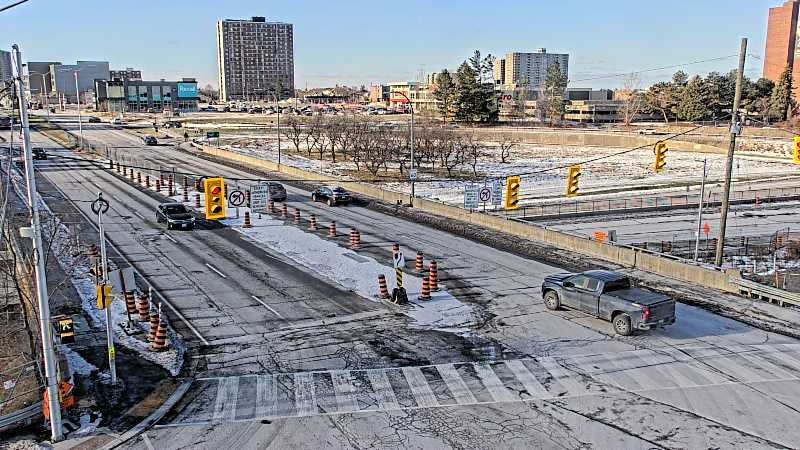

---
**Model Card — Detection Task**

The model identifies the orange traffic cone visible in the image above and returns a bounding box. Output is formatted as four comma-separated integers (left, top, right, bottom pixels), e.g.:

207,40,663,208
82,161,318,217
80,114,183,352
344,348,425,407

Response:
415,251,424,272
151,313,168,351
428,260,439,291
350,228,361,249
328,221,336,237
155,179,162,193
137,293,149,321
195,192,201,208
148,305,160,342
308,214,317,231
145,175,151,188
268,199,275,213
281,204,288,218
293,208,301,224
243,211,253,228
419,277,432,300
377,275,390,299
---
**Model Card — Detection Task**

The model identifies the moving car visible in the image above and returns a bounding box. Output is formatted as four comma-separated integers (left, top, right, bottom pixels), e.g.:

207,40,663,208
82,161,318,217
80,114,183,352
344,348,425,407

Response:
142,135,158,145
164,121,182,128
87,117,101,123
311,186,351,206
267,182,287,202
155,203,195,230
541,270,676,336
32,147,48,160
110,118,124,125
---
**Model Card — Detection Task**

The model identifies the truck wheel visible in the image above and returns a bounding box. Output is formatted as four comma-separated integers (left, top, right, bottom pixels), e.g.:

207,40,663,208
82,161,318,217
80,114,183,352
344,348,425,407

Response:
613,314,632,336
544,291,560,310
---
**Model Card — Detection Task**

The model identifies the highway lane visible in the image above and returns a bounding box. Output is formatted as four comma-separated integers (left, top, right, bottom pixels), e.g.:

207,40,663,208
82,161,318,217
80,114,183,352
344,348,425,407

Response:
21,115,800,448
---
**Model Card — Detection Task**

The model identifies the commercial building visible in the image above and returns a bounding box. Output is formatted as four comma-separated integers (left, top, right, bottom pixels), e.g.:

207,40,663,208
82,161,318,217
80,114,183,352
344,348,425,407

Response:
764,0,800,100
25,61,59,99
216,16,294,102
94,78,199,113
494,49,569,88
0,50,12,84
110,68,142,81
50,61,110,103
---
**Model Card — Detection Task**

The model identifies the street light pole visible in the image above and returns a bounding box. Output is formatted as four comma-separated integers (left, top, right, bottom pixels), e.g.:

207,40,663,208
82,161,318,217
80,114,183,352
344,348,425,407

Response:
12,44,64,442
394,91,415,204
694,158,707,261
74,71,83,148
41,73,50,123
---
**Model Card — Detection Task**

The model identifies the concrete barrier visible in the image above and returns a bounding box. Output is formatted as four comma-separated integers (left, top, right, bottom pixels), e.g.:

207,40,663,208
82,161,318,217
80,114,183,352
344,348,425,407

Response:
189,141,742,293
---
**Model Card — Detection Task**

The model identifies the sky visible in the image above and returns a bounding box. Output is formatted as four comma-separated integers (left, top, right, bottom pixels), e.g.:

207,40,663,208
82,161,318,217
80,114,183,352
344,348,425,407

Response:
0,0,782,90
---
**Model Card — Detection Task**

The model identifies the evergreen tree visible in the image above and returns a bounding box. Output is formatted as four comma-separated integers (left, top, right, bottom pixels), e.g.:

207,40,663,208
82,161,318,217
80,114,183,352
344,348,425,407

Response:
454,62,481,122
677,75,711,121
768,66,794,121
433,69,456,123
543,60,567,125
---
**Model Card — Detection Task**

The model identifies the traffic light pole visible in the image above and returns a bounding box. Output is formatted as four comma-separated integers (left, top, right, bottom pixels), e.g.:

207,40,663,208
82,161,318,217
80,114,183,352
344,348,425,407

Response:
92,193,116,384
715,38,747,267
12,44,64,442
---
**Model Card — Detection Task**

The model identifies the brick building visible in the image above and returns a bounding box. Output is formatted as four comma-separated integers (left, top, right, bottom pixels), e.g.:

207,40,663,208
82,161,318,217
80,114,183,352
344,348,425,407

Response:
764,0,800,100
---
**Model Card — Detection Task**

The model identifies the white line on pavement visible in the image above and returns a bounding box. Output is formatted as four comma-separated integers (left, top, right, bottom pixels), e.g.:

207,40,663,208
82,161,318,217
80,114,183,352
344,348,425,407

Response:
206,263,227,278
132,210,144,219
251,295,284,319
163,233,178,244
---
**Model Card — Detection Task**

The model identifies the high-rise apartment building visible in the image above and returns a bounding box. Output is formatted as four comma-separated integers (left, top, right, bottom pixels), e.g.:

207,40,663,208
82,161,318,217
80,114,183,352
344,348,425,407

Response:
0,50,12,84
494,49,569,88
764,0,800,100
216,16,294,102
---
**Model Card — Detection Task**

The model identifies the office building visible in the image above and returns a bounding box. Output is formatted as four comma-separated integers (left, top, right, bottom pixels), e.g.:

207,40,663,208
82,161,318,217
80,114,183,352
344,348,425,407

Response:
764,0,800,100
50,61,110,102
95,78,199,113
216,16,294,102
26,61,59,98
494,49,569,88
0,50,12,84
110,68,142,81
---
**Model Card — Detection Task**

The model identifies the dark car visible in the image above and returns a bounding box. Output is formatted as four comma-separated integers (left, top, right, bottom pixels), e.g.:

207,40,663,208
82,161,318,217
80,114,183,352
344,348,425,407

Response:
164,121,182,129
155,203,195,230
268,182,287,202
142,135,158,146
311,186,351,206
87,117,101,123
32,147,48,160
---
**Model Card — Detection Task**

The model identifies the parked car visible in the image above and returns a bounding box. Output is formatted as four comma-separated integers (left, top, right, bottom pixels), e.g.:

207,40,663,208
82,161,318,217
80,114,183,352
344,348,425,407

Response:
155,203,195,230
142,135,158,145
32,147,48,160
311,186,351,206
541,270,676,336
87,117,101,123
267,182,287,202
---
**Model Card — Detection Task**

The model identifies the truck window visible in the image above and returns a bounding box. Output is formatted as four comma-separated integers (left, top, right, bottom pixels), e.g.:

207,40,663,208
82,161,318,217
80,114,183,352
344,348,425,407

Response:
585,278,600,291
603,278,631,293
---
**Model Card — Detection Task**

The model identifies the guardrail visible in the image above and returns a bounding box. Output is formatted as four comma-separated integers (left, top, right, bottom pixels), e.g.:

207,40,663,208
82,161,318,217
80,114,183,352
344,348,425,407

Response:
0,403,42,433
729,277,800,307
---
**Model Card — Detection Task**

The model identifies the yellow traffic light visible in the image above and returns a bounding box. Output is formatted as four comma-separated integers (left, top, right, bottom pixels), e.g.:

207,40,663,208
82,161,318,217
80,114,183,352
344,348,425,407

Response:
566,165,581,197
204,177,226,220
793,136,800,164
96,284,113,309
654,141,668,173
504,175,521,210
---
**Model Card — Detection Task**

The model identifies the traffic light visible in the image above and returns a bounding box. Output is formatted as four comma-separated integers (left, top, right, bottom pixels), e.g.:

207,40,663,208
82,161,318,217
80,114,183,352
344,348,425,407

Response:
503,175,521,210
654,141,668,173
793,136,800,164
566,165,581,197
204,177,226,220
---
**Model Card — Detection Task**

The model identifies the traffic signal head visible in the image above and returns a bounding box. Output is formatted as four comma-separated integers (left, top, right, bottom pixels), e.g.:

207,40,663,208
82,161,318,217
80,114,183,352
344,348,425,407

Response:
793,136,800,164
566,165,581,197
204,177,226,220
654,141,668,173
503,175,521,210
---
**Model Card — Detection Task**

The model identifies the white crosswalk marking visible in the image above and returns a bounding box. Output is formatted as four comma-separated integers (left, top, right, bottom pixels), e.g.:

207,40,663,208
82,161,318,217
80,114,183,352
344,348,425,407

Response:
366,369,400,410
256,375,277,418
504,360,549,399
538,356,586,394
473,363,515,403
331,371,359,413
402,367,439,408
212,377,239,422
294,373,316,416
436,364,478,405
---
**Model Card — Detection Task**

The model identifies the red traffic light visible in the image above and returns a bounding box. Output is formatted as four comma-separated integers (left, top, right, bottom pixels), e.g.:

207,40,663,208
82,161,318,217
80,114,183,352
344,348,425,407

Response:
210,186,222,194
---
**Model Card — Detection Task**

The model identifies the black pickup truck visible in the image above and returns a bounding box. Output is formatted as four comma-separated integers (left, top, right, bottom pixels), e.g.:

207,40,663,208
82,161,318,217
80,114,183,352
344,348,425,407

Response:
541,270,676,336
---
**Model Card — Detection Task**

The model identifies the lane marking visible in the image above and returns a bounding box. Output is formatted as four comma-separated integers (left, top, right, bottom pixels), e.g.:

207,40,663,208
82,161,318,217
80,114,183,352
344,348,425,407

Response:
132,210,144,219
163,233,178,244
141,434,155,450
206,263,227,279
251,295,284,319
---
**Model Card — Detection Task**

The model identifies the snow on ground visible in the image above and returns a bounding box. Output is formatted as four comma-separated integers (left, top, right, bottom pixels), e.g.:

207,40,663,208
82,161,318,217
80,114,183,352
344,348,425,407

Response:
69,413,102,437
221,211,477,331
61,346,97,377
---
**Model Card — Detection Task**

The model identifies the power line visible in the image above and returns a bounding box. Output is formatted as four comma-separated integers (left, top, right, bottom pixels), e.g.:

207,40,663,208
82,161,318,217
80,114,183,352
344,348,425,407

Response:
568,55,739,84
0,0,30,13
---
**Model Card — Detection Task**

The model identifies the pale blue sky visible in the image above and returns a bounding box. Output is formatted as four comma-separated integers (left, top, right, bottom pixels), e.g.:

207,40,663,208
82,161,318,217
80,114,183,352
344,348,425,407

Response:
0,0,780,89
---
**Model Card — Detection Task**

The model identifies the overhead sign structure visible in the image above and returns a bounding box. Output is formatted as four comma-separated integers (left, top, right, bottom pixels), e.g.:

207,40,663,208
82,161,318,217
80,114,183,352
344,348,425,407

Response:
250,182,270,212
464,184,480,209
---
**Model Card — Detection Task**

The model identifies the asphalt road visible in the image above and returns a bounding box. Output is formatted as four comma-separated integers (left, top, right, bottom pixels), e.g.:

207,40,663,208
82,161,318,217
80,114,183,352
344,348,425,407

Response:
12,113,800,449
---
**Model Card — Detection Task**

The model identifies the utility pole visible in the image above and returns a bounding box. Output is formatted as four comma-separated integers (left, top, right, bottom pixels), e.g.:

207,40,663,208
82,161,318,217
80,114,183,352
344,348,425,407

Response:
715,38,747,267
74,71,83,148
694,158,707,261
12,44,64,442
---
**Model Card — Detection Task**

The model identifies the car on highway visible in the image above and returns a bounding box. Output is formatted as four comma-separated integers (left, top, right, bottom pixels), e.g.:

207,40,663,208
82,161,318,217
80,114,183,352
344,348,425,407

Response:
267,182,287,202
164,121,182,128
155,203,195,230
142,135,158,145
541,270,676,336
87,117,101,123
311,186,351,206
110,117,124,125
32,147,48,160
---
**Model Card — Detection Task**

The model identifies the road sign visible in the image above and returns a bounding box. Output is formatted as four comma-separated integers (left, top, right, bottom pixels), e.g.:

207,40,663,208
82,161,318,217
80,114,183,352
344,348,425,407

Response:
464,184,479,209
107,267,135,294
206,131,220,139
57,318,75,344
228,189,246,207
479,187,492,203
250,182,269,212
96,284,112,309
409,169,417,181
108,346,116,359
492,180,502,206
393,251,405,269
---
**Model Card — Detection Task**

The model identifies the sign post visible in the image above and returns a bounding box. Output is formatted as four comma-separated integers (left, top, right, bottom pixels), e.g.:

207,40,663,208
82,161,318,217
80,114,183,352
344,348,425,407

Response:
91,193,116,384
391,252,408,304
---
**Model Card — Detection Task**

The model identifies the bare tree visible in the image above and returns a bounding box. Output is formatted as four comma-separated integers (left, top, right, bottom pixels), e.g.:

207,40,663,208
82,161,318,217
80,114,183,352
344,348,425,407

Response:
617,73,645,126
463,132,485,179
304,115,323,158
282,115,307,153
438,130,464,177
497,133,518,163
